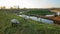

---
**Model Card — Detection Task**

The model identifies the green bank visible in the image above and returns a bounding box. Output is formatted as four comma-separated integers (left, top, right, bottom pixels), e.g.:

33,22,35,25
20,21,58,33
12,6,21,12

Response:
23,9,55,16
0,12,60,34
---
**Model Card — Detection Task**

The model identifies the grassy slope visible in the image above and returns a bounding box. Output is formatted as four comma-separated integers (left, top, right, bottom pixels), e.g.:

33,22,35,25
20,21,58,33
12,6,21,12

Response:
0,12,60,34
23,9,54,15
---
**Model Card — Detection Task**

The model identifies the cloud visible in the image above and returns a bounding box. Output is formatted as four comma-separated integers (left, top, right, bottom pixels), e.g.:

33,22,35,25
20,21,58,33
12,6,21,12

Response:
0,0,60,8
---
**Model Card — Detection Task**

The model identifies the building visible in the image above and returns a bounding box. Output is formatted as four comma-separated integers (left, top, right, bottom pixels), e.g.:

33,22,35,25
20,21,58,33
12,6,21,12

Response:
50,9,60,16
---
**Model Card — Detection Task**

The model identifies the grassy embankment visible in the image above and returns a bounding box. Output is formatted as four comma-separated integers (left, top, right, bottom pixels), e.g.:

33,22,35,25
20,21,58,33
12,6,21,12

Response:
0,12,60,34
23,9,55,16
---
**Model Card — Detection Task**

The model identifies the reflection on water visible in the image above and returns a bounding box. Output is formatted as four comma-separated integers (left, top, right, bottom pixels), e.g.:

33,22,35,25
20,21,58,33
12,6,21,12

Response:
19,15,54,24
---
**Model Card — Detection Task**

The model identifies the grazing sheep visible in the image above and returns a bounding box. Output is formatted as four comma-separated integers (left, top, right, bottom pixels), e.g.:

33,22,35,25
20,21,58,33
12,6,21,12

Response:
11,19,19,26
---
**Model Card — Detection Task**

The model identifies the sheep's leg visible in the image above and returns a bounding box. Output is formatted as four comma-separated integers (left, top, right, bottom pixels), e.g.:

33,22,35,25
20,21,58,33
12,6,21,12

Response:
12,23,18,27
12,23,14,27
15,22,18,27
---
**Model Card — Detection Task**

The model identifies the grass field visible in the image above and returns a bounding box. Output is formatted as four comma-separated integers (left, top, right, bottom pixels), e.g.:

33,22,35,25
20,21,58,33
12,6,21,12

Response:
0,12,60,34
23,9,55,15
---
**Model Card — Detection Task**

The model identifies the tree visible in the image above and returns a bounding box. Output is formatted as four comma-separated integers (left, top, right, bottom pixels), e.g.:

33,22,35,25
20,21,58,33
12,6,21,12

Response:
1,6,6,9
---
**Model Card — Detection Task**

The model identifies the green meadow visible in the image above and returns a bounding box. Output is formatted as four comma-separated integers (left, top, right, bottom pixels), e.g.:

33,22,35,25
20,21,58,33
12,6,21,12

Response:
0,12,60,34
23,9,55,15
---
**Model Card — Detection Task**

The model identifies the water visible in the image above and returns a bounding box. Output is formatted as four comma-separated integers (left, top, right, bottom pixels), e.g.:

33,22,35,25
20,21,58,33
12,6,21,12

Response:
19,15,54,24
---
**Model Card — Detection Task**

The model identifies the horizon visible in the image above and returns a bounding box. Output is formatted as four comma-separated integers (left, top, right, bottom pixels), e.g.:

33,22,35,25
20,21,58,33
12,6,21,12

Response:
0,0,60,8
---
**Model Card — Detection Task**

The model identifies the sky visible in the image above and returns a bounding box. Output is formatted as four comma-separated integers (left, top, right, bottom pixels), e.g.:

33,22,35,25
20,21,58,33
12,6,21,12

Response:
0,0,60,8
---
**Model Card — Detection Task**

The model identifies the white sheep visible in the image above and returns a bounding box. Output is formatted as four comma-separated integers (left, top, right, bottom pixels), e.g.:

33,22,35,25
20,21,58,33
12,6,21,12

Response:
11,19,20,26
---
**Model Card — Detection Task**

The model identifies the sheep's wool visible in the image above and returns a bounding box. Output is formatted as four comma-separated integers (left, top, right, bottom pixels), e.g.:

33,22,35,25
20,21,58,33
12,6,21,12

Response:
11,19,19,24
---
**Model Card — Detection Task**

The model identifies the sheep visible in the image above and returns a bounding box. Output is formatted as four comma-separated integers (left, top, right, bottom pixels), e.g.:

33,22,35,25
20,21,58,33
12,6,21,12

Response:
11,19,20,26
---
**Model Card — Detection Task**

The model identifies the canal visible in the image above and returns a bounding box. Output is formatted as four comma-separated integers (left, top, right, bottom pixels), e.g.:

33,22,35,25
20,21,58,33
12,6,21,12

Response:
19,15,54,24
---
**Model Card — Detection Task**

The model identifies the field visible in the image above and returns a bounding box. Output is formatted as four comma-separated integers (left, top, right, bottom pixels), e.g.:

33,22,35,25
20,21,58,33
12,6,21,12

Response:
23,9,55,16
0,12,60,34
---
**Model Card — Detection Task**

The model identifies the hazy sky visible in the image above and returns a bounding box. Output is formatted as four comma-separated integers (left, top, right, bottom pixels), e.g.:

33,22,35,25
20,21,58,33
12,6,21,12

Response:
0,0,60,8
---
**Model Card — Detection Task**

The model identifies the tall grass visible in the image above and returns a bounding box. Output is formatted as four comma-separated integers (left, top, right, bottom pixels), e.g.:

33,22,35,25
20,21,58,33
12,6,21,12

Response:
0,12,60,34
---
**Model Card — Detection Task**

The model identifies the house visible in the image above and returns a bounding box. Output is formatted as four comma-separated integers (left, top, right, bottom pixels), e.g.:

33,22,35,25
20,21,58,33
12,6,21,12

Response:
50,9,60,16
